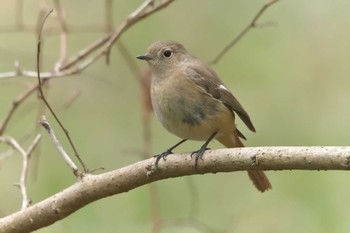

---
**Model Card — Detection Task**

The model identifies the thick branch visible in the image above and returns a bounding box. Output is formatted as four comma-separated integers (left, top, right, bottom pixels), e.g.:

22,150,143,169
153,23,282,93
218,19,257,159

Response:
0,146,349,232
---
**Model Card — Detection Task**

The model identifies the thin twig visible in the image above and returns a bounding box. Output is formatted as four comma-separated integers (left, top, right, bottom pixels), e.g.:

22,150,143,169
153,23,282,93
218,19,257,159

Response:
0,84,41,135
0,136,29,209
0,135,41,210
36,1,50,36
53,0,68,71
36,9,88,173
26,134,42,158
128,0,155,19
38,116,80,177
0,67,73,79
20,134,42,209
104,0,174,64
0,0,175,80
209,0,279,65
58,0,173,70
58,34,110,71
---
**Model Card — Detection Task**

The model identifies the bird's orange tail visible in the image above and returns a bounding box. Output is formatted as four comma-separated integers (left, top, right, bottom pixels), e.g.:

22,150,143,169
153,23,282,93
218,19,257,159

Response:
246,170,271,192
217,131,272,192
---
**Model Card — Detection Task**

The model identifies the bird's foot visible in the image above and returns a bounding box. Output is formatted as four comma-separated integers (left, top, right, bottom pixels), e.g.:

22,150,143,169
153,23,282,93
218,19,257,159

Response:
191,146,210,168
153,148,173,170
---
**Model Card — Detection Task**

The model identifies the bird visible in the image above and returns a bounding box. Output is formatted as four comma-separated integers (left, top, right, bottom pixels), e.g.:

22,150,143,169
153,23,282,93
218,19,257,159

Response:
136,40,271,192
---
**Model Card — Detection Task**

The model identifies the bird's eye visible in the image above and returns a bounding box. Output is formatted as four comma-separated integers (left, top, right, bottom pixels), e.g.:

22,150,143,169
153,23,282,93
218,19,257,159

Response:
163,50,172,58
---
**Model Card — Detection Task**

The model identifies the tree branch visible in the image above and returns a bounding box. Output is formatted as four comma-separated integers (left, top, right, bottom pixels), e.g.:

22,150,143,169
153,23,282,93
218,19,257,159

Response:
209,0,279,65
0,146,349,232
0,135,41,210
39,116,81,177
0,83,39,135
0,0,175,80
36,10,87,173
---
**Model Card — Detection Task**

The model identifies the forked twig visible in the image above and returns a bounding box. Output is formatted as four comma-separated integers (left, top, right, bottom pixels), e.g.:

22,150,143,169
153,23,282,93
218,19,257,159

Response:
209,0,279,65
36,9,87,173
0,135,41,210
0,0,175,80
104,0,174,64
39,116,81,177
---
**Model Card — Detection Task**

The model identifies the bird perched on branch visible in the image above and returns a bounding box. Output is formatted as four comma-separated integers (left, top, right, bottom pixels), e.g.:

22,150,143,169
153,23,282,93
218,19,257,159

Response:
137,40,271,192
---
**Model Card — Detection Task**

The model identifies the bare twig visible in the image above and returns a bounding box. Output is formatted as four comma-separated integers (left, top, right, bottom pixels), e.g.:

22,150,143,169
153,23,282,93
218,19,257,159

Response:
38,116,80,177
36,9,87,173
0,58,91,79
0,66,83,79
53,0,68,71
36,1,50,35
58,34,110,71
1,0,108,34
0,146,350,232
104,0,174,64
0,0,175,80
26,134,42,158
0,135,41,210
128,0,155,19
20,134,42,209
0,84,40,135
209,0,279,65
0,136,29,210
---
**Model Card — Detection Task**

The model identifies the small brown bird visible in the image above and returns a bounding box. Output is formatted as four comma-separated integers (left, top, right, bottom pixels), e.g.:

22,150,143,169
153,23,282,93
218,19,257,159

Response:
137,40,271,192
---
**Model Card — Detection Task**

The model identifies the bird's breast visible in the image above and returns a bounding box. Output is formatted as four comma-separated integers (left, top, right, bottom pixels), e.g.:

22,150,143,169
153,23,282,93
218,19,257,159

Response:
150,74,235,140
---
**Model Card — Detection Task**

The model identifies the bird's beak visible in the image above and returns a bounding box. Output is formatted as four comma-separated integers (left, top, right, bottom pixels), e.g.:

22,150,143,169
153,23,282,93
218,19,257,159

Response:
136,54,152,61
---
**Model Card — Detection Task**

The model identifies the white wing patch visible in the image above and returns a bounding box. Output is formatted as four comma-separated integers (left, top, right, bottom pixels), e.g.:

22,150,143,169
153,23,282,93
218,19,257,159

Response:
219,84,228,91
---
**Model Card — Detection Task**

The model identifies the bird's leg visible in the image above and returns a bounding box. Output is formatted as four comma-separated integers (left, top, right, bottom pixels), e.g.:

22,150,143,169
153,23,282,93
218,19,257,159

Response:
154,139,188,170
191,132,218,168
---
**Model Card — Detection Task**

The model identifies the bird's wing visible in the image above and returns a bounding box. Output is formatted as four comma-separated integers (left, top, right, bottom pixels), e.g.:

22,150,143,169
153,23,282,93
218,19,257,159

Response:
184,64,256,132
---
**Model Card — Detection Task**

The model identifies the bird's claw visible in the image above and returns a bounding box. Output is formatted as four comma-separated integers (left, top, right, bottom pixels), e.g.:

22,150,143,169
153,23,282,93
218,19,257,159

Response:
154,149,173,170
191,147,210,168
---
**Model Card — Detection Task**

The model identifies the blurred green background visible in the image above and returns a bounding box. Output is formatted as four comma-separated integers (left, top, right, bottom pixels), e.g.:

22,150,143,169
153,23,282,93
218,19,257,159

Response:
1,1,350,232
